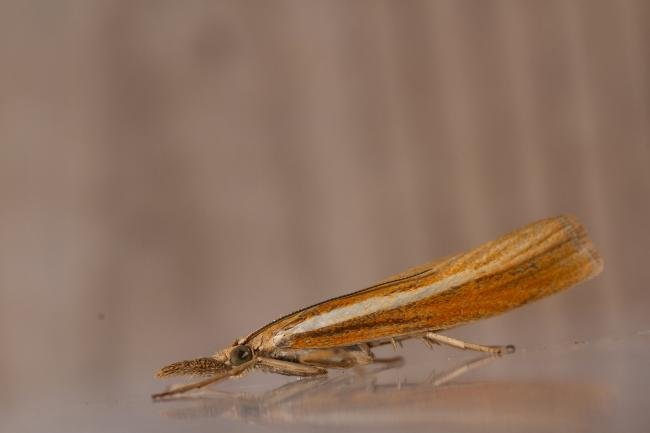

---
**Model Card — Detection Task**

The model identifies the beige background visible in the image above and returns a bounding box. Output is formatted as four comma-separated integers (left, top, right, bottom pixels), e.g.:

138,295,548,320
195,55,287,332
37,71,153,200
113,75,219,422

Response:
1,1,649,432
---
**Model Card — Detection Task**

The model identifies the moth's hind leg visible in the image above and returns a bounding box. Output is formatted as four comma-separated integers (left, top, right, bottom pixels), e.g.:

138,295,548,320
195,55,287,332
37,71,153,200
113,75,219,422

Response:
424,332,515,355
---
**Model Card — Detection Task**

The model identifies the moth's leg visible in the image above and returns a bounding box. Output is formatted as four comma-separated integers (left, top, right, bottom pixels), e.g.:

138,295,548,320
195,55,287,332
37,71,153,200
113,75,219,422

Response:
296,347,375,369
366,336,409,349
152,375,229,400
425,332,515,355
256,357,328,377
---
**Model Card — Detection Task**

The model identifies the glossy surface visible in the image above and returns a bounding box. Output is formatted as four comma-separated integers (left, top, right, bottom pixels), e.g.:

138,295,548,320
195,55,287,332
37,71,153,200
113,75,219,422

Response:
7,331,650,433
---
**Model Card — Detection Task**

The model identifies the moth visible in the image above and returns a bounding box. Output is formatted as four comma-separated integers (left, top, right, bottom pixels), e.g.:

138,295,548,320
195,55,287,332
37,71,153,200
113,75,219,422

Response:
152,215,603,399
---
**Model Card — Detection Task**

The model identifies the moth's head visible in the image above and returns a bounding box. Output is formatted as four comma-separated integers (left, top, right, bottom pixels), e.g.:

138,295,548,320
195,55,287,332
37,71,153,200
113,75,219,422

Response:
155,343,256,379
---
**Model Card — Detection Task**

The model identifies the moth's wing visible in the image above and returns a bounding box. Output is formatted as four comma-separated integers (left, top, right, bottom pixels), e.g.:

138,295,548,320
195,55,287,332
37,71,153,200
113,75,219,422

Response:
248,215,603,351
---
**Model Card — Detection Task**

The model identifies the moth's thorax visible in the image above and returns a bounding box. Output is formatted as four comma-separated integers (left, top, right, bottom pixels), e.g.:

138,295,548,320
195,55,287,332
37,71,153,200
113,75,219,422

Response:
245,330,279,355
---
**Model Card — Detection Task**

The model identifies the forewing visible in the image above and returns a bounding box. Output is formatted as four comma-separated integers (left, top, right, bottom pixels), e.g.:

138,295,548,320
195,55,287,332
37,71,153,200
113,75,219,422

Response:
248,215,602,350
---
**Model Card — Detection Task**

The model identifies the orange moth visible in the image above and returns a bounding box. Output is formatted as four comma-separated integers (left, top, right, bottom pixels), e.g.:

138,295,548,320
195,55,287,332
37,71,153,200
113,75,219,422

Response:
153,215,603,399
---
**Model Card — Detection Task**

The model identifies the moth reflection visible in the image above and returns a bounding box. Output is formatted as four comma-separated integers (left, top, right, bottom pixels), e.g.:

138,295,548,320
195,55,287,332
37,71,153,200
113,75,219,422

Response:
157,354,609,429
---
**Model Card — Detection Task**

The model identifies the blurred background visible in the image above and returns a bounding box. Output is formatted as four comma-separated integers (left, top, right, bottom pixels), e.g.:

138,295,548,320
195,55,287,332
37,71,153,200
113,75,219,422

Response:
1,1,649,432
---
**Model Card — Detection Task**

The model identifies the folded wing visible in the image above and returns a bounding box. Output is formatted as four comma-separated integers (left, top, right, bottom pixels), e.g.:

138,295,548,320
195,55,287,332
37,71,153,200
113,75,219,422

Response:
248,215,603,350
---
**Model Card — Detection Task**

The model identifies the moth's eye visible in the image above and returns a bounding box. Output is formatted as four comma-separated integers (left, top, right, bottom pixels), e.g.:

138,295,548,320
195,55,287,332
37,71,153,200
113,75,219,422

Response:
229,345,253,366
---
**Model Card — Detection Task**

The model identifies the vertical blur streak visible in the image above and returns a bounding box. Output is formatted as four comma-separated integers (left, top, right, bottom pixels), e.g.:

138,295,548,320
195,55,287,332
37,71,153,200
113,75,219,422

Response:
427,2,493,242
495,3,549,217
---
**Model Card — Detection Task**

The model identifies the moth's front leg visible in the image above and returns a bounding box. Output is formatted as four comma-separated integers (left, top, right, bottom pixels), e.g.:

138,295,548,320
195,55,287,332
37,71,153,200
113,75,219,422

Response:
256,357,328,377
294,346,376,369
